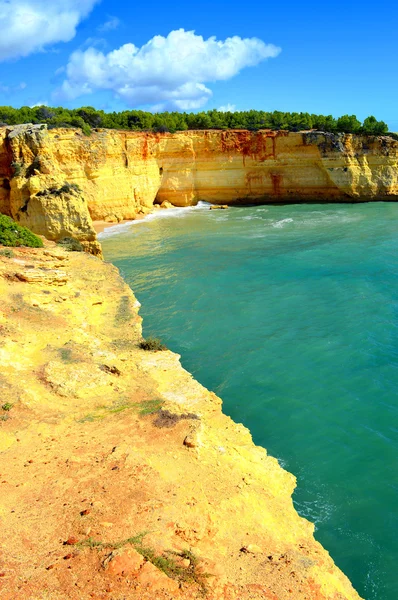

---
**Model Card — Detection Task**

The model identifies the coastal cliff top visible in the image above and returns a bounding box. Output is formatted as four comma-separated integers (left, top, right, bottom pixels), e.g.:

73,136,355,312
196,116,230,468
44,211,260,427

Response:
0,242,362,600
1,123,397,139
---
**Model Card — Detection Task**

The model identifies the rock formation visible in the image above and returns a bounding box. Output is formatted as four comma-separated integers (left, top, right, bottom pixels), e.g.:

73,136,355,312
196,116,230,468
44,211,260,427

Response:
0,242,363,599
1,125,398,253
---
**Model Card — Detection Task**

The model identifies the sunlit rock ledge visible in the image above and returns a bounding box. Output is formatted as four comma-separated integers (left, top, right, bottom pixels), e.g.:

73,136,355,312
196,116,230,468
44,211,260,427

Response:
0,241,363,599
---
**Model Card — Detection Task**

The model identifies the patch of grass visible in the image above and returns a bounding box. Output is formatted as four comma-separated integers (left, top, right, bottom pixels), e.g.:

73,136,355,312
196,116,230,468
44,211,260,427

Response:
0,414,9,422
139,337,167,351
59,347,74,363
0,248,14,258
131,541,209,592
2,402,13,411
57,342,84,364
77,532,147,551
76,398,132,421
76,413,104,423
138,399,164,416
107,402,132,414
78,533,209,592
0,214,43,248
77,537,109,550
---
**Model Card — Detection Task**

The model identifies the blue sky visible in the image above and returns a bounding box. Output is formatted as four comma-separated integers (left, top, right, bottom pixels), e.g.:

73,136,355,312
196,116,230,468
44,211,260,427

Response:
0,0,397,128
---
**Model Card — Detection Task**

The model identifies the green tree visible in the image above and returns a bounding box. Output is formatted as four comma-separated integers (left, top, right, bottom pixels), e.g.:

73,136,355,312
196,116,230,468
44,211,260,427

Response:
362,116,388,135
336,114,362,133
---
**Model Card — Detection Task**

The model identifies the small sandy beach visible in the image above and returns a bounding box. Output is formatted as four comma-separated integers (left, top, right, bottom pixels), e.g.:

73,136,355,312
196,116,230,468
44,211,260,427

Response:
93,213,148,235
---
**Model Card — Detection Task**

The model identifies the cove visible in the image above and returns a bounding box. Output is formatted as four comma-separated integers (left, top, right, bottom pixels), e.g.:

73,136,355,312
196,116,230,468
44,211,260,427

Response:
101,202,398,600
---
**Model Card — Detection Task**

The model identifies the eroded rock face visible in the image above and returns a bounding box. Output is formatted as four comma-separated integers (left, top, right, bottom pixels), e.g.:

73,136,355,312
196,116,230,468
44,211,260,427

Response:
2,125,102,256
1,125,398,252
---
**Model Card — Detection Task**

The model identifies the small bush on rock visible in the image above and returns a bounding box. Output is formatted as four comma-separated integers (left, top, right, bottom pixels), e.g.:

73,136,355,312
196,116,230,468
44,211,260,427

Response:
139,337,167,351
0,248,14,257
57,237,83,252
10,161,23,177
0,214,43,247
36,182,82,198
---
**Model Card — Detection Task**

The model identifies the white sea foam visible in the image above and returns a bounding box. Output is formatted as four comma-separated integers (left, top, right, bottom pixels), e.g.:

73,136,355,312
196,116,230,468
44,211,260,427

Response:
297,214,362,227
241,214,267,221
98,201,211,239
294,496,335,529
272,218,294,228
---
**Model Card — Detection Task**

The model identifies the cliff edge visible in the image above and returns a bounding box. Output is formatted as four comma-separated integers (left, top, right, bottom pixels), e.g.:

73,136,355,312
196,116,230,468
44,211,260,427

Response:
1,125,398,254
0,243,362,599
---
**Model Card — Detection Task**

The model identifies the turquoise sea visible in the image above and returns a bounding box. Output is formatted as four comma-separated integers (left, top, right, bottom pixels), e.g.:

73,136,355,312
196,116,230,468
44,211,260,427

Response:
101,202,398,600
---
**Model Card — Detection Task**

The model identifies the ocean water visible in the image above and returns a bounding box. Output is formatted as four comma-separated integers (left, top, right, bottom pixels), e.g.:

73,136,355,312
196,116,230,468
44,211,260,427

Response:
101,202,398,599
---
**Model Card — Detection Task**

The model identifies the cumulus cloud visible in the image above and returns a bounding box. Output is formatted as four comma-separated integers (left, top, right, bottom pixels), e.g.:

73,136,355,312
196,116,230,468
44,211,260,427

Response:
218,104,236,112
57,29,281,110
0,0,99,61
98,16,120,32
30,101,49,107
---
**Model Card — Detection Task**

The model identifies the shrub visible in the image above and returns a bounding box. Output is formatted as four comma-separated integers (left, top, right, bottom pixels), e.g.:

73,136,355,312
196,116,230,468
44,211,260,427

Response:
59,182,81,195
0,248,14,258
0,214,43,247
81,123,92,136
10,161,23,177
56,236,83,252
139,337,167,351
26,156,41,178
36,182,82,198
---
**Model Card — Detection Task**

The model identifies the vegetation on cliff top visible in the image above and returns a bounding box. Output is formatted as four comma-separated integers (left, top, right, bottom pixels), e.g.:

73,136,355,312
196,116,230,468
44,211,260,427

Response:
0,105,389,136
0,214,43,248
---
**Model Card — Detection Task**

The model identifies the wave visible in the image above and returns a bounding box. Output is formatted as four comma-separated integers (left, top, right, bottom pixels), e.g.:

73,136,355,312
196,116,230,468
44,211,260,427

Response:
294,495,335,529
241,214,268,221
269,213,362,230
272,218,294,228
98,201,211,239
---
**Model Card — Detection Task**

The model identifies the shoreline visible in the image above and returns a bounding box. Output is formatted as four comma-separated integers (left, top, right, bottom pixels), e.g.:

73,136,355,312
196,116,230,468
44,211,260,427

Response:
93,213,148,235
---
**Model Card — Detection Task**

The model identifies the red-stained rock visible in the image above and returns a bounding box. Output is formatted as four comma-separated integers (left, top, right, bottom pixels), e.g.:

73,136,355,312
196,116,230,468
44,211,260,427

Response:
105,548,145,577
137,561,180,593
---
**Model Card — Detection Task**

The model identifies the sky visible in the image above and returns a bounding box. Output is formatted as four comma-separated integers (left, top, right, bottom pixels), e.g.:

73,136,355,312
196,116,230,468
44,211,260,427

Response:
0,0,397,128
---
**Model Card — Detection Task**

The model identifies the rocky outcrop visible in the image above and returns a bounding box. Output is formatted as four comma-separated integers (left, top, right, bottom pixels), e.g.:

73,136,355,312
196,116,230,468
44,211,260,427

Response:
0,243,363,599
1,125,102,256
1,125,398,253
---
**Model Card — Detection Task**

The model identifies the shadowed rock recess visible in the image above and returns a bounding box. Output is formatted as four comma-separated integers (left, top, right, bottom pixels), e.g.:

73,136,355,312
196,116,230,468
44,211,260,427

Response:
0,241,363,599
1,124,398,254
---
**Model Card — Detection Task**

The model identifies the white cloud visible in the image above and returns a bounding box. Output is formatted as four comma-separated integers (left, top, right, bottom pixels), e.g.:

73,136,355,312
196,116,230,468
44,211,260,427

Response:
0,0,99,62
30,101,49,107
218,104,236,112
98,16,120,32
57,29,281,110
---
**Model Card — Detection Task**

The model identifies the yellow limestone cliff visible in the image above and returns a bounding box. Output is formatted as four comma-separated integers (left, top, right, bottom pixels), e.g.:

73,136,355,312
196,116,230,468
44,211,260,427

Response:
1,125,398,253
0,243,363,600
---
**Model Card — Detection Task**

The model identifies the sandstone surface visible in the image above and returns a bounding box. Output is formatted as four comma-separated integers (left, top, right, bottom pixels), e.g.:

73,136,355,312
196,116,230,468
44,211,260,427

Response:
1,126,398,253
0,242,363,599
